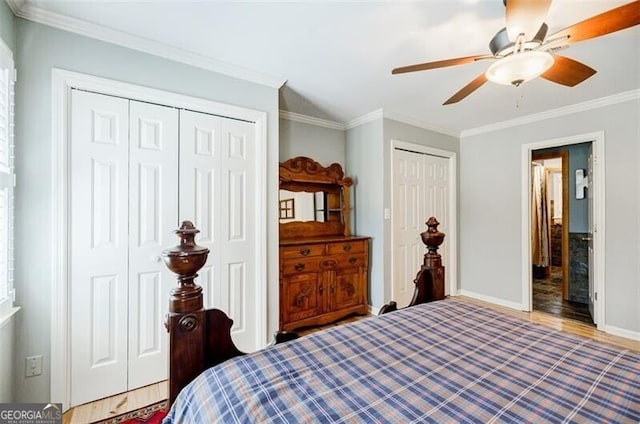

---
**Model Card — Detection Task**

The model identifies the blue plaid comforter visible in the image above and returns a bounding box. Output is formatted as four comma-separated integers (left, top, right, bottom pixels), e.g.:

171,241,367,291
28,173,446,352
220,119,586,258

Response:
164,299,640,423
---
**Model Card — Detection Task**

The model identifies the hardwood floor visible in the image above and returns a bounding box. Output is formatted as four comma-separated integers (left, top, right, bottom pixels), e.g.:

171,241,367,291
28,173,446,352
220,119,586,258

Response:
62,382,166,424
63,296,639,423
532,266,593,324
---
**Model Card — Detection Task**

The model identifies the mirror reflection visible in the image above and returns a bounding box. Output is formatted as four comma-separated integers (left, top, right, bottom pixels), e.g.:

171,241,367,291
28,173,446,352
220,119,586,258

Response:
279,190,326,223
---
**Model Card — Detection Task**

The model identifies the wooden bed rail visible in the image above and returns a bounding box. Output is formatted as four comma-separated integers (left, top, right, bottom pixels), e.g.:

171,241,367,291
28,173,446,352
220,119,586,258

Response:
379,217,446,314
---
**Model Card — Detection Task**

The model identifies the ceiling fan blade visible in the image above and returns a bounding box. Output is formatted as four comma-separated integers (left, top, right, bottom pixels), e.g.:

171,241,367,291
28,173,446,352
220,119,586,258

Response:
541,55,597,87
506,0,552,41
548,0,640,45
392,55,492,74
443,73,488,105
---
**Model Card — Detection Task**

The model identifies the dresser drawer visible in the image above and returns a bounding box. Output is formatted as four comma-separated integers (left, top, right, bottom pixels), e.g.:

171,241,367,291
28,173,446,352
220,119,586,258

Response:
335,254,367,268
281,257,321,275
281,244,325,259
326,240,366,255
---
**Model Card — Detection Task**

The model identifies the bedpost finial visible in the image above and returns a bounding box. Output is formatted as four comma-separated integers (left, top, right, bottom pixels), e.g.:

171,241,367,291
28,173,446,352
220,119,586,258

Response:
421,216,445,260
162,221,209,313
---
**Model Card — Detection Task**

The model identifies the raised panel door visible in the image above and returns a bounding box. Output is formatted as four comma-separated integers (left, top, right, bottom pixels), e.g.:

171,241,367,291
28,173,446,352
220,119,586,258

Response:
332,266,363,312
127,100,178,390
70,90,129,406
281,272,325,324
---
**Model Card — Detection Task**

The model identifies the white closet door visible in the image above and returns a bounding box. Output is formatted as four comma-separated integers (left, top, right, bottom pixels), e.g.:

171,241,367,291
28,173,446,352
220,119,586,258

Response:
392,149,450,306
127,101,179,389
179,110,259,352
70,90,129,406
392,149,425,307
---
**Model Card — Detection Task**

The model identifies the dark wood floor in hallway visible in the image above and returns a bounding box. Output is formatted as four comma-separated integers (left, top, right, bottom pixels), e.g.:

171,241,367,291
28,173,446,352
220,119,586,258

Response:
533,266,593,325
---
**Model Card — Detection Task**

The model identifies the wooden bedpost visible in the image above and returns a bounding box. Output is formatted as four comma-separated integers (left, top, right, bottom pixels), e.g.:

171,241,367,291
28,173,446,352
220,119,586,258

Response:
162,221,209,406
379,217,446,314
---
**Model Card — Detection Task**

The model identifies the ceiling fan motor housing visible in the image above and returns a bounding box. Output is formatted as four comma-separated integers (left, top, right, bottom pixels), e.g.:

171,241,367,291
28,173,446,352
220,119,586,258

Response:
489,23,549,56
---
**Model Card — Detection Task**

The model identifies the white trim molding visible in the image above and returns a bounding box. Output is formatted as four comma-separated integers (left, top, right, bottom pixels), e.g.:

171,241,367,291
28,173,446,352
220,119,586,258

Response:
602,325,640,342
345,109,383,130
458,290,525,311
51,69,269,410
279,110,345,130
520,131,605,330
462,89,640,137
383,110,459,138
11,2,286,89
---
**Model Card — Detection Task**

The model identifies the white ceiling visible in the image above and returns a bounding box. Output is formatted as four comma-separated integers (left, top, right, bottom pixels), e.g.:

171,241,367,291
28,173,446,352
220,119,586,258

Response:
17,0,640,133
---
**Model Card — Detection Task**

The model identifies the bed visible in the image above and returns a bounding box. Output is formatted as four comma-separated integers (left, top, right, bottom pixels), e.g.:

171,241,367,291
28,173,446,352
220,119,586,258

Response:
161,219,640,423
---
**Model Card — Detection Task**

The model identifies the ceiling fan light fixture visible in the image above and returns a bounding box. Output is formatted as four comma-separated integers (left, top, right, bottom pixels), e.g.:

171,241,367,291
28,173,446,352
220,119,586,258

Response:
485,51,554,86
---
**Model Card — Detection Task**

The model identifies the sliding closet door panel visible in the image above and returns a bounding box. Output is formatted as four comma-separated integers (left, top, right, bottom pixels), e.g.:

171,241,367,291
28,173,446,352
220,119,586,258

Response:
127,100,179,390
391,149,424,307
219,118,256,349
70,90,129,406
179,110,222,307
179,110,258,352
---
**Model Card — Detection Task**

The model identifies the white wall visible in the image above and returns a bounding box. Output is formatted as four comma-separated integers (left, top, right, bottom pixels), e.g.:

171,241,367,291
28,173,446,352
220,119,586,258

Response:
280,118,346,166
14,18,280,403
460,99,640,334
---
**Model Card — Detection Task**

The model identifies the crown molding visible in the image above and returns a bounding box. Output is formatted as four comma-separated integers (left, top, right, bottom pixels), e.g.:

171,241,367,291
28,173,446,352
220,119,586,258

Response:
279,110,345,130
10,2,287,89
382,110,459,138
345,109,384,130
461,89,640,138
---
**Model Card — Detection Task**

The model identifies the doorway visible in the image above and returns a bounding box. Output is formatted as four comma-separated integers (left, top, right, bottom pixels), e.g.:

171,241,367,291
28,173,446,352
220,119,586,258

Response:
523,132,604,329
530,148,592,325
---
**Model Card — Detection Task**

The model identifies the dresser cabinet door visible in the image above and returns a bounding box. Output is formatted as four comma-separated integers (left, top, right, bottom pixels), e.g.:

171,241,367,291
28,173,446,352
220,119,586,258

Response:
281,272,325,323
332,266,364,311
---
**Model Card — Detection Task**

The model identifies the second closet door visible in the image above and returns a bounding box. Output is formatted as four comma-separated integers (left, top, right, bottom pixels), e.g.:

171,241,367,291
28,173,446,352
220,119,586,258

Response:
179,110,259,352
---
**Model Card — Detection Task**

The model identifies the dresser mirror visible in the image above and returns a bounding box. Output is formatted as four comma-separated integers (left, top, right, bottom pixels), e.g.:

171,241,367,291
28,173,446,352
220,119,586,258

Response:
279,157,352,238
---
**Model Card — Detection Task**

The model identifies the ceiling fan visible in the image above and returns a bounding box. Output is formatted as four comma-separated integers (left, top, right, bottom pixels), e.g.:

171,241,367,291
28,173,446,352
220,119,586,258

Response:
392,0,640,105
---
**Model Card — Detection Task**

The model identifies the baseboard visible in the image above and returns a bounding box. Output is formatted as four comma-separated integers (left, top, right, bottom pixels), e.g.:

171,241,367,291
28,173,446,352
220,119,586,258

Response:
457,290,525,311
602,325,640,342
368,305,381,316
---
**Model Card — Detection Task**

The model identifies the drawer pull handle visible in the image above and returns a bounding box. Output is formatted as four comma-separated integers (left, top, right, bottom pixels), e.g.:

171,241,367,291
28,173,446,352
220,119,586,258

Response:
319,285,323,295
321,259,338,268
349,257,357,265
294,263,305,271
343,244,352,252
300,248,311,256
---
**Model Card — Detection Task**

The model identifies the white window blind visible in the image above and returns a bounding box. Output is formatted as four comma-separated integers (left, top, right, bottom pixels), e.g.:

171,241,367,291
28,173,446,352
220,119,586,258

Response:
0,41,15,319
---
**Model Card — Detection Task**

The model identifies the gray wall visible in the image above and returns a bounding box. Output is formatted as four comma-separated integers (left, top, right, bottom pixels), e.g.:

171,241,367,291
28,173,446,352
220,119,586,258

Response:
346,119,384,306
0,0,15,404
0,1,15,51
346,117,459,308
279,118,346,166
460,99,640,333
14,18,279,403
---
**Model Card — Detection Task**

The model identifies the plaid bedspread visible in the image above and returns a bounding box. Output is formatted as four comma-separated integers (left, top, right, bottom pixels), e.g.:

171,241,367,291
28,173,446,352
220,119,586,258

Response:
163,299,640,423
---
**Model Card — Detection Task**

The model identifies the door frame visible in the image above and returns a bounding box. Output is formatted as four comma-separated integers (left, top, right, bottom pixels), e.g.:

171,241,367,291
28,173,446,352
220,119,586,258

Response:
51,69,268,409
530,150,569,301
390,140,458,299
521,131,605,328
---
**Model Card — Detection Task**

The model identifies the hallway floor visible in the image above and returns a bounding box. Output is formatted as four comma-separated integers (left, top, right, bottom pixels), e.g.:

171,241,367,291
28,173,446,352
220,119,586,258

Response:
533,266,593,325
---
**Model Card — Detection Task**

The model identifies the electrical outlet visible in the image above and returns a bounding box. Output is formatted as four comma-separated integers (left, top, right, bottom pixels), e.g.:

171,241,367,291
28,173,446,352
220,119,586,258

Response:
25,355,43,377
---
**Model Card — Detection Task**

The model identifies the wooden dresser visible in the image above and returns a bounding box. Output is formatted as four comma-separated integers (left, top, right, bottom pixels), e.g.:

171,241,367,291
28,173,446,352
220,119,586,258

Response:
279,157,370,332
280,236,369,331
